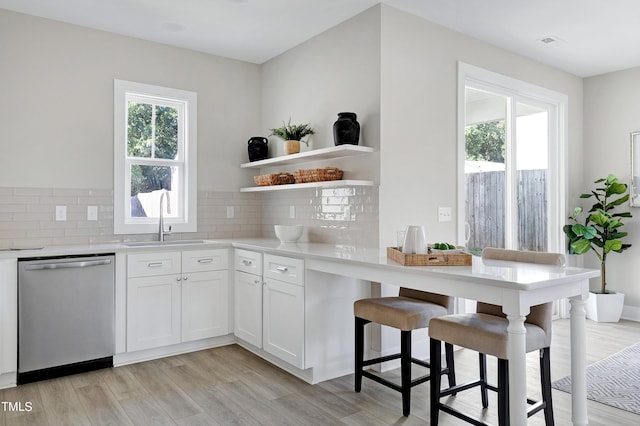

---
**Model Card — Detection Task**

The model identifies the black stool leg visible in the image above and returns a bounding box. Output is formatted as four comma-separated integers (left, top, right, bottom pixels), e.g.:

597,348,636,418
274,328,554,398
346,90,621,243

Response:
540,347,555,426
430,338,442,426
445,342,456,390
479,353,489,408
354,317,369,392
497,358,509,426
401,330,411,416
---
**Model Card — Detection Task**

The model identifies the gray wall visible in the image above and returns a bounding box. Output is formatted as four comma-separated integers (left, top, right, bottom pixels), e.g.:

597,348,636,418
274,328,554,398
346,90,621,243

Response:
378,5,584,247
584,67,640,310
0,9,261,191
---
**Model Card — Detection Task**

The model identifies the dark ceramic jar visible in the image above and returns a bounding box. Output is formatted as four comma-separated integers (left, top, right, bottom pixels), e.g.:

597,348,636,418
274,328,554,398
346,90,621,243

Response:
333,112,360,145
248,137,268,162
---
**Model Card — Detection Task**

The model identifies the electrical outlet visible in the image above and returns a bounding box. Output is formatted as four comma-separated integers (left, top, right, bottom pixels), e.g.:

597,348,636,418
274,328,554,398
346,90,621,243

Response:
438,207,452,222
226,206,235,219
87,206,98,221
289,205,296,219
55,205,67,221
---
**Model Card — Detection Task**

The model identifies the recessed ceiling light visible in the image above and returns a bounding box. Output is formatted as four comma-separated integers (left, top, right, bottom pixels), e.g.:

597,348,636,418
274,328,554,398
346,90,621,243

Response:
538,35,566,45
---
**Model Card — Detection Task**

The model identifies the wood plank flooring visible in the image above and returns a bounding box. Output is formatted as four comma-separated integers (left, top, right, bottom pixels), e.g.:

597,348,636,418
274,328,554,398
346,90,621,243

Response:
1,318,639,425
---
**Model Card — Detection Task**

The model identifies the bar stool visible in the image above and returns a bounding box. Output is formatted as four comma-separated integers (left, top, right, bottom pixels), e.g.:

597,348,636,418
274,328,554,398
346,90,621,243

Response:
428,247,564,426
354,287,455,416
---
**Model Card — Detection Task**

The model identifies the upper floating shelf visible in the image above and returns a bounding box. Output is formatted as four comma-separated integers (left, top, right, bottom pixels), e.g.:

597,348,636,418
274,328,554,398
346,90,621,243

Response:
240,145,375,169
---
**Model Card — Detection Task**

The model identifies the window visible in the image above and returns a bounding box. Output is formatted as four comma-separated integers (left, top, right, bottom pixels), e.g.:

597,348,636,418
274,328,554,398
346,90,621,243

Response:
457,63,567,254
114,80,197,234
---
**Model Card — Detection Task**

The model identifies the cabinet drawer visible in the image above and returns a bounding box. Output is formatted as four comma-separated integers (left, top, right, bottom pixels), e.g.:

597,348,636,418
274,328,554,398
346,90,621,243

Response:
127,252,181,278
263,254,304,286
182,249,228,273
235,249,262,275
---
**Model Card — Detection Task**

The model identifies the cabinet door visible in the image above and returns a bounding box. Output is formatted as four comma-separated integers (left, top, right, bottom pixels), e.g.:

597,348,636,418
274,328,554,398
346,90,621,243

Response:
234,271,263,348
127,275,181,352
263,278,304,369
182,270,229,342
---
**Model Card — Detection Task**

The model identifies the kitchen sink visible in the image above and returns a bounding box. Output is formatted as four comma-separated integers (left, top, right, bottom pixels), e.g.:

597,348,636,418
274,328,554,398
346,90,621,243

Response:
122,239,209,247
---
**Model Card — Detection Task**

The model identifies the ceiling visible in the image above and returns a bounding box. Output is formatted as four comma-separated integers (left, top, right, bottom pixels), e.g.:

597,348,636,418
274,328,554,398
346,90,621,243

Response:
1,0,639,77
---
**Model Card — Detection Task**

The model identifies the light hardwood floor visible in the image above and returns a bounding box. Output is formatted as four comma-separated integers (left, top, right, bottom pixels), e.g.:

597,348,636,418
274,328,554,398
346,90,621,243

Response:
1,319,639,425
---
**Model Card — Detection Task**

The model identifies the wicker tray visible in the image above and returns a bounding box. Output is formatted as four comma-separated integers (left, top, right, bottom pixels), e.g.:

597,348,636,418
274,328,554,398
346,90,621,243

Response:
387,247,472,266
293,167,343,183
254,173,295,186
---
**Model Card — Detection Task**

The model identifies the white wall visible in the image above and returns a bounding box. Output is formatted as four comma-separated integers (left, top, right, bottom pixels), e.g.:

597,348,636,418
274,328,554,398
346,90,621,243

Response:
584,67,640,309
0,9,261,191
378,5,584,248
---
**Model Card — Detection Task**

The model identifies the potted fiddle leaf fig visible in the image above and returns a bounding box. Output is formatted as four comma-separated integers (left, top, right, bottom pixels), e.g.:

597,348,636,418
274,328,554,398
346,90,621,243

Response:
270,118,315,155
563,174,632,322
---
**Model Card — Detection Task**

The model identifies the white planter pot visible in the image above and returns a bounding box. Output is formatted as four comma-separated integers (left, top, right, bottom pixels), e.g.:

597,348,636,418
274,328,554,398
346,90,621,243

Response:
585,291,625,322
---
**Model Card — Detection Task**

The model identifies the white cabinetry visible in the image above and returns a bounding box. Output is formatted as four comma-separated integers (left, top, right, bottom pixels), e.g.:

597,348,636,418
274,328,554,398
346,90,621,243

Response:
234,250,305,369
233,249,263,347
0,259,17,388
127,249,228,352
262,254,305,368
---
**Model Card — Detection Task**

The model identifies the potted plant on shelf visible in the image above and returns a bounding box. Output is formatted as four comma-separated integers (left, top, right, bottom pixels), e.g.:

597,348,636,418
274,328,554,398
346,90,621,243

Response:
269,118,315,155
563,174,632,322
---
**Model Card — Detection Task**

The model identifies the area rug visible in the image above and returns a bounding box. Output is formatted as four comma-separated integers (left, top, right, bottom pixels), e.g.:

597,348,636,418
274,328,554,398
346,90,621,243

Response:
552,342,640,414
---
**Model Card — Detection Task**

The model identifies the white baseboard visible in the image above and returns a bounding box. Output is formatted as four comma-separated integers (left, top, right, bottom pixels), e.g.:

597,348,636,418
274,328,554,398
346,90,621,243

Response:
621,304,640,322
0,372,16,389
114,334,235,367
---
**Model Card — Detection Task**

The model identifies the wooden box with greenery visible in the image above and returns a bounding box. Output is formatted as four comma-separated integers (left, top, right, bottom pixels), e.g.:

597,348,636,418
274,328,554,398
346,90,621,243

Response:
563,174,632,296
270,119,315,155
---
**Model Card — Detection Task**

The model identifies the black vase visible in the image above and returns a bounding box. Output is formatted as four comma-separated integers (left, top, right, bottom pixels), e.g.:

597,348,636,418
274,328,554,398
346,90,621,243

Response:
333,112,360,145
248,137,268,162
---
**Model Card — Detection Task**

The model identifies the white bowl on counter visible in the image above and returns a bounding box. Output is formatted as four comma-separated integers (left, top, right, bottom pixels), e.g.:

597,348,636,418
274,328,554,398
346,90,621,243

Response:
274,225,303,243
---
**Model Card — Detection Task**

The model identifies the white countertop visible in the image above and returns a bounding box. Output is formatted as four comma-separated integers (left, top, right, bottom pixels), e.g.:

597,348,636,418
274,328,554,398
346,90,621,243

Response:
0,238,599,291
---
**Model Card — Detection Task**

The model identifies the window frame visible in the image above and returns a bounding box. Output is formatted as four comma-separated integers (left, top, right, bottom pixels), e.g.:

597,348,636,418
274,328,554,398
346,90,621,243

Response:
114,79,197,235
457,63,567,253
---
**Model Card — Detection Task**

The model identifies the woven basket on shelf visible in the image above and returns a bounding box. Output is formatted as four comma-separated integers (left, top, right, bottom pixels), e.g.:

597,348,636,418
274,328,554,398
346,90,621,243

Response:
293,167,343,183
253,173,295,186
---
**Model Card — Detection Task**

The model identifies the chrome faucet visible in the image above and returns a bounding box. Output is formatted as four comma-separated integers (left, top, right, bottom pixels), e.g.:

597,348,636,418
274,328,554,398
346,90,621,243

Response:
158,189,171,242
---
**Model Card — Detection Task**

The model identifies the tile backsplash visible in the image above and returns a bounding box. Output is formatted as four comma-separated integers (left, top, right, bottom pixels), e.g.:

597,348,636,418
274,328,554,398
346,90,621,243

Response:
0,186,379,248
260,186,379,247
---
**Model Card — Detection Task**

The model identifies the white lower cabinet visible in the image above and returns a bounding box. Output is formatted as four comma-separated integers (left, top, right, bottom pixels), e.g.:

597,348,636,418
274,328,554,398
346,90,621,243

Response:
263,277,304,368
234,270,263,347
127,249,229,352
127,274,182,351
182,270,228,342
234,250,305,369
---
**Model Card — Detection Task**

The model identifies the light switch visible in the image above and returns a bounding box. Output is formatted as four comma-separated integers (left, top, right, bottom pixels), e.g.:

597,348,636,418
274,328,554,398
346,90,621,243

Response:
289,205,296,219
438,207,452,222
87,206,98,221
55,205,67,221
227,206,235,219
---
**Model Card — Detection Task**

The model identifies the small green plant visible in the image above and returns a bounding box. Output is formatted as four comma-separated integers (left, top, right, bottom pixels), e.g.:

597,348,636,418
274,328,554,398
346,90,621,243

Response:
563,174,632,294
269,118,315,145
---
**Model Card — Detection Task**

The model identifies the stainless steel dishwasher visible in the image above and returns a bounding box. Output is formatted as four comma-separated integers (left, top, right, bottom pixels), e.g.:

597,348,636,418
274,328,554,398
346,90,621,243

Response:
17,254,115,384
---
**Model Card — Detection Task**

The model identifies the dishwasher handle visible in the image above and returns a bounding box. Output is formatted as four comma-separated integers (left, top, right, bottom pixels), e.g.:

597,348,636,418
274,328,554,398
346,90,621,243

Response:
24,258,112,271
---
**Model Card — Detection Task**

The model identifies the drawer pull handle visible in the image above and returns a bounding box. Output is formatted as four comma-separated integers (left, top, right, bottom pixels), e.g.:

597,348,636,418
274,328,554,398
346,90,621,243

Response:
254,279,261,285
183,276,188,281
242,260,253,266
198,258,214,264
148,262,164,268
276,266,288,272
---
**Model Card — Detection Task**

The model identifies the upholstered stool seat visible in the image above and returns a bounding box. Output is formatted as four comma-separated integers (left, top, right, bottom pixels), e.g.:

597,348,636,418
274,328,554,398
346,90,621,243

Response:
354,296,448,330
428,248,562,426
429,312,547,360
354,287,455,416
